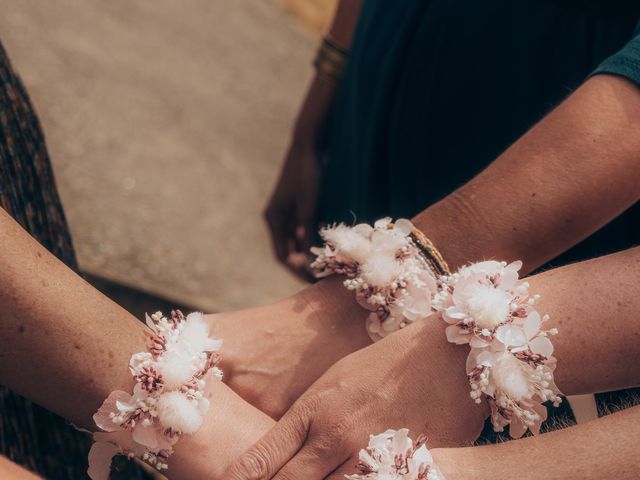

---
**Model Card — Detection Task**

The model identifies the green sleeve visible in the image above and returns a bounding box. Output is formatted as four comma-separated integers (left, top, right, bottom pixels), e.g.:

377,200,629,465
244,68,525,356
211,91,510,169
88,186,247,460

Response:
591,24,640,86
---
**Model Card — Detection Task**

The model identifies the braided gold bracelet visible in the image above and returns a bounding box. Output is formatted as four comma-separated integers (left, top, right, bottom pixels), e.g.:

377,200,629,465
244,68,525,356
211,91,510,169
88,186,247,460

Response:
386,222,450,277
409,227,451,277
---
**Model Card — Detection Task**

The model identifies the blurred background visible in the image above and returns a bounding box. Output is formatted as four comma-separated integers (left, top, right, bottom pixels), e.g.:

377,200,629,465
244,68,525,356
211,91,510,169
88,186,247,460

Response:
0,0,336,313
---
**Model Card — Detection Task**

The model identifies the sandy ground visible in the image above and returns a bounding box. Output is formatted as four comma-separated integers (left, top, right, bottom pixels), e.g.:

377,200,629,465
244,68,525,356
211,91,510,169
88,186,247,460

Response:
0,0,314,310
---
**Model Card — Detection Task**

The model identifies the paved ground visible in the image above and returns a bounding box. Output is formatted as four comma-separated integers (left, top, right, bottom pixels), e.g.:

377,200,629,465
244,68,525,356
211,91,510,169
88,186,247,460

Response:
0,0,313,310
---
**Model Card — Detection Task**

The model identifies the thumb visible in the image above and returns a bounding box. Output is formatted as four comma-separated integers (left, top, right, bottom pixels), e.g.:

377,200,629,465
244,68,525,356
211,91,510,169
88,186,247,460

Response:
221,407,309,480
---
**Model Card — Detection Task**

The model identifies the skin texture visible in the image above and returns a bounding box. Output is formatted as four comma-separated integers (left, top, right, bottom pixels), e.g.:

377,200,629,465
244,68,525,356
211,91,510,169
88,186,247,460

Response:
219,72,640,422
222,247,640,480
0,35,639,480
1,217,640,479
431,406,640,480
0,209,275,479
212,276,371,418
0,456,40,480
413,75,640,273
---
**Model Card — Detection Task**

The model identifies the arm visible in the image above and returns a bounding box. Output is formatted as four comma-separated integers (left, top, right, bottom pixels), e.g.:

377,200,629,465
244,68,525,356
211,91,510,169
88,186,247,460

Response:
221,72,640,419
415,74,640,273
432,406,640,480
264,0,362,275
0,209,275,478
223,246,640,479
0,456,40,480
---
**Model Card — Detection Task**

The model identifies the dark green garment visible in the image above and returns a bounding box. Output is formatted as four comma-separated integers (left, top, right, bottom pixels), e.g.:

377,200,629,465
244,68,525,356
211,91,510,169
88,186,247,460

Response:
593,23,640,84
320,0,640,267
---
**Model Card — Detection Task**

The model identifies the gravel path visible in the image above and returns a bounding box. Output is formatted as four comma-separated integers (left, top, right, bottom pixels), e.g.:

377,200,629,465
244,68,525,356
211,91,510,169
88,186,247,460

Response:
0,0,310,310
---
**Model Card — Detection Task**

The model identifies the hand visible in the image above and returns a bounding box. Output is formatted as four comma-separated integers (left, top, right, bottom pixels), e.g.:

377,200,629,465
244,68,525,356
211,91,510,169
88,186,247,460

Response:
222,316,488,480
264,141,321,281
264,74,336,281
208,277,371,418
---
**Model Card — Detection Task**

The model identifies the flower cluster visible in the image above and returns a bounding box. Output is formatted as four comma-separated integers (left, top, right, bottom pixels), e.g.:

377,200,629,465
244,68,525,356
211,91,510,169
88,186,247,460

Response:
434,261,562,437
346,429,442,480
88,310,223,480
311,218,437,341
312,218,562,438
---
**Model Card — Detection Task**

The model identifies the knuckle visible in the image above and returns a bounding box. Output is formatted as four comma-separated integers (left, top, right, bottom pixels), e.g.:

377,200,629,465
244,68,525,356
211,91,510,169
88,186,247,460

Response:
307,422,350,460
228,450,271,480
308,435,339,459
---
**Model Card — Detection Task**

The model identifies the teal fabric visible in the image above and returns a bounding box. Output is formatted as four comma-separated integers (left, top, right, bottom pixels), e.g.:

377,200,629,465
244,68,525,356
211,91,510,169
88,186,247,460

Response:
592,23,640,85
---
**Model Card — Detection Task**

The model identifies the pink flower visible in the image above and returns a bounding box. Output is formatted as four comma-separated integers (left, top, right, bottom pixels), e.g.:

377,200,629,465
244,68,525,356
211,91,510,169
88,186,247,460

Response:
437,261,527,348
495,311,554,358
346,429,441,480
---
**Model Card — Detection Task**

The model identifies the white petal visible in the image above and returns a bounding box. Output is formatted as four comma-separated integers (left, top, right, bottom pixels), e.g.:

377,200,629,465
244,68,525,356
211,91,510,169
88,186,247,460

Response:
444,307,467,320
374,217,392,229
469,336,490,348
446,325,470,345
393,218,414,236
87,441,119,480
496,324,527,347
524,311,541,340
529,336,554,357
132,423,159,449
476,350,495,367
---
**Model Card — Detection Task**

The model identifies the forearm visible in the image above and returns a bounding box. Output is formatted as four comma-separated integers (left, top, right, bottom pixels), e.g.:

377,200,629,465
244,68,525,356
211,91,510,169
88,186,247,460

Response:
414,75,640,273
327,0,363,47
0,210,274,478
309,75,640,347
433,405,640,479
0,456,40,480
403,247,640,442
528,246,640,394
292,0,362,147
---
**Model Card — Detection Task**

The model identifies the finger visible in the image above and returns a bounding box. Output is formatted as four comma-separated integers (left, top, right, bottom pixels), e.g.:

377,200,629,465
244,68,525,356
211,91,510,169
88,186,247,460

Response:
221,406,310,480
285,252,315,283
273,440,350,480
295,224,311,252
325,460,357,480
264,206,292,262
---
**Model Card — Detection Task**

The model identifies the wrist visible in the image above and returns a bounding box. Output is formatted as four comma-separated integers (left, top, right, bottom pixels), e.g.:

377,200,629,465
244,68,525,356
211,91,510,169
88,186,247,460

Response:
301,276,368,325
169,382,273,479
431,447,481,480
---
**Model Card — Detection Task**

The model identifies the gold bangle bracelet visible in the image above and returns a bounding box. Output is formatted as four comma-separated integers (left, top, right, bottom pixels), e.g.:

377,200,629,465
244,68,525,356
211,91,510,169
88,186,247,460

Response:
323,35,349,56
313,36,349,81
409,228,451,277
387,222,450,277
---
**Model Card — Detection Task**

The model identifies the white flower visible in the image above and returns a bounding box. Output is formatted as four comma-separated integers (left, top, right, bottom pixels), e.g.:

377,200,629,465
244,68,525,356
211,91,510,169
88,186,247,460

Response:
346,429,440,480
179,312,223,353
320,223,372,264
90,310,224,478
156,391,205,434
490,353,533,401
465,284,512,329
466,347,562,438
361,252,403,288
498,311,554,358
437,261,528,347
